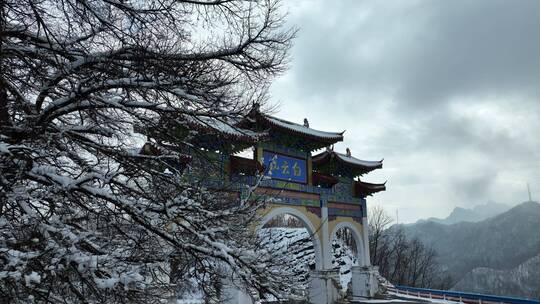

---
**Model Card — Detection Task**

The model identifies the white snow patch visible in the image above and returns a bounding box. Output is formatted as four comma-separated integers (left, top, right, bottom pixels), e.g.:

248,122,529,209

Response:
24,272,41,286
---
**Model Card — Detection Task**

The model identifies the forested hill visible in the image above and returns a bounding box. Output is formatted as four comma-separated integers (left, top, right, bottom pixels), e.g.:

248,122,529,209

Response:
394,201,540,298
453,253,540,298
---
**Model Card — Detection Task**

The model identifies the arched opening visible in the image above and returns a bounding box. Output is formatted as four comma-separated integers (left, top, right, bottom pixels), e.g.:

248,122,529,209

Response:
330,222,366,292
257,207,323,298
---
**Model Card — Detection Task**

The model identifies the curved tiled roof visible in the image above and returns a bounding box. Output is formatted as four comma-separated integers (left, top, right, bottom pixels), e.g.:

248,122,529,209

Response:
240,104,344,144
354,180,387,197
184,115,266,143
333,152,383,168
262,115,344,142
312,150,383,171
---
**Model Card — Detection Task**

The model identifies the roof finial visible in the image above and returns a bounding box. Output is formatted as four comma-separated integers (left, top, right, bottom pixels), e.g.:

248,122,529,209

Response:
303,118,309,128
346,147,351,157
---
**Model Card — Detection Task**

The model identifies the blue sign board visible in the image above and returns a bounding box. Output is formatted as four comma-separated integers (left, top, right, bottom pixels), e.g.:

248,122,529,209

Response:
262,151,307,183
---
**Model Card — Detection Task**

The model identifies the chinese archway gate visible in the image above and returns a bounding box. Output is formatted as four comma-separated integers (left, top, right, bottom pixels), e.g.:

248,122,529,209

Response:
141,104,386,303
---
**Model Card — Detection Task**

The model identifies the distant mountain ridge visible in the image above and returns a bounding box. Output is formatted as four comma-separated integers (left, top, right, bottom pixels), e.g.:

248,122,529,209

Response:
417,201,511,225
395,201,540,298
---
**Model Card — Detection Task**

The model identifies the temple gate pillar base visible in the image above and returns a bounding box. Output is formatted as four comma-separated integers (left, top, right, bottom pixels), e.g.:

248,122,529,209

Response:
308,269,340,304
351,265,380,300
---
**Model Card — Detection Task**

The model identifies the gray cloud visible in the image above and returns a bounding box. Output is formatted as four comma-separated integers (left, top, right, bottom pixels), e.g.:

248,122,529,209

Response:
286,0,540,106
394,0,540,107
271,0,540,222
451,171,498,204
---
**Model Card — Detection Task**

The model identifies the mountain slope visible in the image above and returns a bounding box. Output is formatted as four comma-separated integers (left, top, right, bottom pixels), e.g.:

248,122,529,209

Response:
397,201,540,282
452,253,540,298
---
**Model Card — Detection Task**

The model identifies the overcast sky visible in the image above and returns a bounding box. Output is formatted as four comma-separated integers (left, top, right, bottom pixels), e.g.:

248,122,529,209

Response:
269,0,540,223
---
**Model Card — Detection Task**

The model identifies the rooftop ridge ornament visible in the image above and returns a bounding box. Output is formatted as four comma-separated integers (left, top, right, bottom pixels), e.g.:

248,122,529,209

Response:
346,147,351,157
303,118,309,128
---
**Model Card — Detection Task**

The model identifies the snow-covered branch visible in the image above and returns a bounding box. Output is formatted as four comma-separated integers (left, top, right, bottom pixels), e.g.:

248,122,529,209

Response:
0,0,294,302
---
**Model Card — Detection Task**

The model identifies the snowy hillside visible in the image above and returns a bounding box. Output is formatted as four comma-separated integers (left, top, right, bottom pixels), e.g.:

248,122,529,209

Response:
258,228,358,292
175,227,358,303
453,253,540,299
396,201,540,298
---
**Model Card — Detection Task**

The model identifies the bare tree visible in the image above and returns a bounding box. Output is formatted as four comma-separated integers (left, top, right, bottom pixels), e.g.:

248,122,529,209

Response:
335,227,357,255
368,206,447,288
264,214,305,228
368,204,393,264
0,0,296,302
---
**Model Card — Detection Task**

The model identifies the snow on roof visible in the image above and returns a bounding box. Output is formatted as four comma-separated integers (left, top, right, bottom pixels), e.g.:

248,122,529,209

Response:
185,115,264,141
334,152,383,168
312,150,383,170
265,115,344,141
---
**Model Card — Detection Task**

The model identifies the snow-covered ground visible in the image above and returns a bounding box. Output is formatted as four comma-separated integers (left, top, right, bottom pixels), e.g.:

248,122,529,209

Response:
384,292,462,304
176,227,358,302
257,227,358,292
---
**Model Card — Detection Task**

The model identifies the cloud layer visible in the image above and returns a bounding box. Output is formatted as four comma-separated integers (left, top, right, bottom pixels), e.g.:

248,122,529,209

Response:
270,0,540,222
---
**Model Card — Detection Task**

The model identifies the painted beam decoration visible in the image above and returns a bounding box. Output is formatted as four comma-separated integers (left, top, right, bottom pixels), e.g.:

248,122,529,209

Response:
262,150,307,184
328,202,363,223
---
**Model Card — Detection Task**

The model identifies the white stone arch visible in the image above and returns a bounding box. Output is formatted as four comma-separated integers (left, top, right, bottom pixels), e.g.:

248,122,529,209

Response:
258,206,324,270
330,221,367,267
